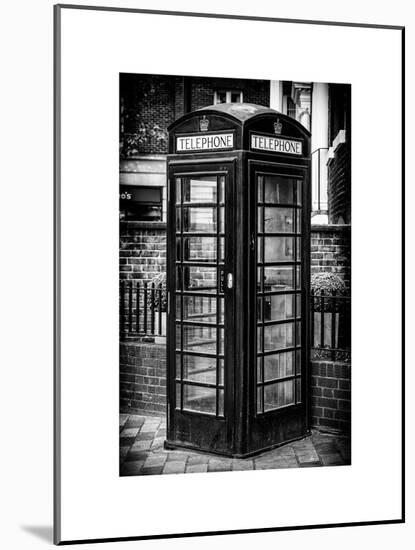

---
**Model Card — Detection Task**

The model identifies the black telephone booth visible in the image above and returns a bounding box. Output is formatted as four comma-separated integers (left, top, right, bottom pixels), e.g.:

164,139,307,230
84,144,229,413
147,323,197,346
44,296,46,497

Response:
165,103,311,457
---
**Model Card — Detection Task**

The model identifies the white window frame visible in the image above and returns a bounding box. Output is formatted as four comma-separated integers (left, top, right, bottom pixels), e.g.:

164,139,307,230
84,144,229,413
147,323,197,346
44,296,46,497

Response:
213,90,243,104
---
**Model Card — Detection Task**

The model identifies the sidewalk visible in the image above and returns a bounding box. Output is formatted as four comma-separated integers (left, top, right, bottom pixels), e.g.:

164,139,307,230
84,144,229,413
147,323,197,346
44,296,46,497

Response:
120,414,351,476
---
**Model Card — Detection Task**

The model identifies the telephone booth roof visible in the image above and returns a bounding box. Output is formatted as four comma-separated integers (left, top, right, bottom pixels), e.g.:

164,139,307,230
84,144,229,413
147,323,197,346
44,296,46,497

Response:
168,102,311,158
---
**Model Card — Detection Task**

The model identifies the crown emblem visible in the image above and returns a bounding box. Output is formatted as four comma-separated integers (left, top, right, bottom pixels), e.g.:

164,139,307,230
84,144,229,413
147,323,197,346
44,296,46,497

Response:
199,116,209,132
274,119,283,135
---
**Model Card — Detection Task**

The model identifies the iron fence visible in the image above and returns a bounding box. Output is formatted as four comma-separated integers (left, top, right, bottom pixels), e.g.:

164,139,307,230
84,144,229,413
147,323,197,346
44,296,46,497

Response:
120,280,166,339
120,281,351,361
311,291,351,361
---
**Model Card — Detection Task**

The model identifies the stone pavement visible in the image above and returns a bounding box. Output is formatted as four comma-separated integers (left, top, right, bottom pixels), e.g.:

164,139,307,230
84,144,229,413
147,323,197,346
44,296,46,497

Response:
120,413,350,476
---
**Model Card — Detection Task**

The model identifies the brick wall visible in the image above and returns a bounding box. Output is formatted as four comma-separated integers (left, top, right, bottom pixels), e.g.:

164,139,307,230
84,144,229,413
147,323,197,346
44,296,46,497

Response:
120,221,166,281
311,224,351,290
120,74,270,158
120,342,166,414
120,346,351,437
310,360,351,435
190,77,270,111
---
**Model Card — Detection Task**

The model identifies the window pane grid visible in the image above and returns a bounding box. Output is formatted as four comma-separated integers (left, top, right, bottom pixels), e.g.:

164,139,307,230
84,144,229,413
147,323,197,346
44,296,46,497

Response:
256,174,303,415
175,174,225,418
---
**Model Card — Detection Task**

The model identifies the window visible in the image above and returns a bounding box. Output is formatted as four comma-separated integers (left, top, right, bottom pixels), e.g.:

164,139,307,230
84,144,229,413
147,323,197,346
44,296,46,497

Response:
119,185,162,221
213,90,243,105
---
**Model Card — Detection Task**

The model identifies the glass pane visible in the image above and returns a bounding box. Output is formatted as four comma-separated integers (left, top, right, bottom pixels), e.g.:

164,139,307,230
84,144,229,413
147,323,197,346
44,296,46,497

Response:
183,325,216,354
219,328,224,355
257,237,262,263
175,178,181,204
257,357,262,383
264,380,295,411
182,266,217,293
264,322,294,351
257,297,263,321
263,266,301,291
176,238,181,261
264,207,295,233
182,295,216,323
183,236,217,262
264,175,294,204
257,326,263,350
219,359,224,385
175,207,181,232
219,237,225,263
257,175,263,203
176,327,181,350
257,207,263,232
219,298,224,324
264,352,294,381
296,378,302,403
182,325,216,354
263,294,297,322
257,386,263,413
183,384,216,414
176,266,182,291
176,382,181,409
296,237,301,261
296,209,302,232
295,349,301,375
184,176,217,203
183,355,216,384
264,236,295,262
257,267,262,291
183,207,217,233
219,206,225,233
218,176,225,204
296,180,302,205
218,389,224,416
176,352,181,378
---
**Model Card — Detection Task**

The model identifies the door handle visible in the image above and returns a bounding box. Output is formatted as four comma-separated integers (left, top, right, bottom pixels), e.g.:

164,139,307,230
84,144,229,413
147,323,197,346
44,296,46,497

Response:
227,273,233,289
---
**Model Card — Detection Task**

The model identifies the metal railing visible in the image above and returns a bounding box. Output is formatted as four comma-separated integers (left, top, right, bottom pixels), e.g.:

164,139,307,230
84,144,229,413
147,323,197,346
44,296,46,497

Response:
120,280,166,340
120,281,351,361
311,291,351,362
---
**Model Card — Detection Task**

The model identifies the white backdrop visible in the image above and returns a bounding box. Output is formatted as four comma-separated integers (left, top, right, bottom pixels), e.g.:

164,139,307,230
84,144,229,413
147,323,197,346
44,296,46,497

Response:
58,5,402,542
0,1,412,550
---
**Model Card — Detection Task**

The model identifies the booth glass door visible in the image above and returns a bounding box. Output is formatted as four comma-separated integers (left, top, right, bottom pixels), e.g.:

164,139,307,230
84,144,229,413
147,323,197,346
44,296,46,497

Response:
252,167,308,449
167,164,234,454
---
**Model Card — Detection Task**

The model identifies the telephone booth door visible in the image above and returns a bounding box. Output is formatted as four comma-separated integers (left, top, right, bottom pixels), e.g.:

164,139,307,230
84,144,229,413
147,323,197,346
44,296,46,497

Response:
166,161,236,455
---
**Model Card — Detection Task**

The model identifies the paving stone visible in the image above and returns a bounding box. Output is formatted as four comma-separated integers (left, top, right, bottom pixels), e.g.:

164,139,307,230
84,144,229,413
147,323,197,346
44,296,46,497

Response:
295,450,321,464
125,415,146,428
120,427,141,444
143,455,167,469
231,459,255,471
140,466,164,476
120,460,145,476
319,452,345,466
299,461,322,468
125,449,149,462
163,461,187,474
156,428,167,437
151,437,165,449
208,458,232,472
185,463,208,474
119,446,130,461
136,431,155,441
119,414,129,427
166,451,192,462
130,439,152,451
187,454,210,466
